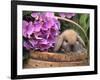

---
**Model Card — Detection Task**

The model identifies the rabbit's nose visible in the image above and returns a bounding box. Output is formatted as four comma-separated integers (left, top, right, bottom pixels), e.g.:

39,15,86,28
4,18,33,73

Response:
70,44,74,51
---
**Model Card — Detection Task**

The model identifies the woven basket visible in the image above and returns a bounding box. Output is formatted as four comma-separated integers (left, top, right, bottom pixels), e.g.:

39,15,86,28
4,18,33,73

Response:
24,51,89,68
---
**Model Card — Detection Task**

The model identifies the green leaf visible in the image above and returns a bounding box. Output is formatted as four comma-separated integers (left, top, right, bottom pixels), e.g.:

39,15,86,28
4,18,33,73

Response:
79,14,89,32
60,20,70,32
23,11,32,16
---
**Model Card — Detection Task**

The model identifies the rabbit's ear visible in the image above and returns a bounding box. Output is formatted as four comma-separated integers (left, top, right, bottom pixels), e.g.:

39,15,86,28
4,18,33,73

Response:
54,35,63,52
77,34,85,47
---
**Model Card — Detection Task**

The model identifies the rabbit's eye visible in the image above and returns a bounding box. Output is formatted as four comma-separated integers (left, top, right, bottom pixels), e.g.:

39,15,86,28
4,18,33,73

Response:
77,38,79,41
65,40,68,42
